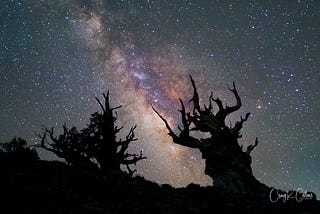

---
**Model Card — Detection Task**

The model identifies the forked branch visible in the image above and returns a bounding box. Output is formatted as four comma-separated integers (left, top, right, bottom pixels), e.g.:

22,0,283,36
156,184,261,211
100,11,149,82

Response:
152,105,202,148
232,112,251,137
225,81,242,116
246,137,259,154
122,150,146,165
96,91,122,114
118,126,138,146
126,164,137,177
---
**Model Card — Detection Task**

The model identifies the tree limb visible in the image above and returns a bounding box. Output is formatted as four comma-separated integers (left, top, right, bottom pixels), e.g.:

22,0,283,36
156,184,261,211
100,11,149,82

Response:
126,164,137,177
232,112,251,137
122,150,146,165
152,105,202,148
188,75,201,114
204,91,213,112
225,81,242,116
117,126,138,146
212,97,224,117
178,99,190,136
95,97,106,113
152,105,177,139
103,91,110,111
246,137,259,154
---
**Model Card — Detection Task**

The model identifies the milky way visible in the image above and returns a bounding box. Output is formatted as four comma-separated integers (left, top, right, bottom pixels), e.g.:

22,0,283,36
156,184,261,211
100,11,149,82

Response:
1,0,319,194
71,4,211,185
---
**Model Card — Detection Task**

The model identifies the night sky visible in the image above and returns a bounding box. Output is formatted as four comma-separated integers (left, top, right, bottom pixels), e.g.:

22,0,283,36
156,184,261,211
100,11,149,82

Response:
1,0,319,195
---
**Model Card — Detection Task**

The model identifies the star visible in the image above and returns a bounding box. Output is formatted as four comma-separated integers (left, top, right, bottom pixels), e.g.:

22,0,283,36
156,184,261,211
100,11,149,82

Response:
0,0,319,195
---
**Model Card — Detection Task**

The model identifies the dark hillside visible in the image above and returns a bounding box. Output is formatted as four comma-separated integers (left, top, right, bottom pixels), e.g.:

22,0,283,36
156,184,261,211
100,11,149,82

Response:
1,155,319,214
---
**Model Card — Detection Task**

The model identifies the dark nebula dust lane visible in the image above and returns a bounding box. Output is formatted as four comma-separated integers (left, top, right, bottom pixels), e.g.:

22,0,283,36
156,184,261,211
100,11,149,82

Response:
1,0,319,194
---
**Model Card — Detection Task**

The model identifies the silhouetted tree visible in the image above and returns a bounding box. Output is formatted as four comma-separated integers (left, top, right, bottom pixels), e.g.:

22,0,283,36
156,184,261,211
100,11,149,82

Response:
0,137,39,161
153,75,268,194
39,92,146,175
39,125,95,168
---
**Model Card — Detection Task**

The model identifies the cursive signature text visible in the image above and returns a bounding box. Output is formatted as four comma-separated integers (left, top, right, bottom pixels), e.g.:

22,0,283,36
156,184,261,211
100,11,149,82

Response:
269,187,314,203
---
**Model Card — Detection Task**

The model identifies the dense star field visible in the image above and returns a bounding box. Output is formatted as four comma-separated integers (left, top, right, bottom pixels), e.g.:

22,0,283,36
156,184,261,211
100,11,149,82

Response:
0,1,319,195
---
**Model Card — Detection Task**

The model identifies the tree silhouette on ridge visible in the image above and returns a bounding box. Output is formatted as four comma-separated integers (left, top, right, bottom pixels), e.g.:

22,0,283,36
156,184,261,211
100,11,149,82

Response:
153,75,269,194
39,91,146,176
0,137,39,161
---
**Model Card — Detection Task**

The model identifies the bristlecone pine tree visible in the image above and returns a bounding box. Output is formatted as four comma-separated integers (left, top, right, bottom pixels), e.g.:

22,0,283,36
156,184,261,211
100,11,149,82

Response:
153,75,269,194
0,137,39,161
39,92,146,176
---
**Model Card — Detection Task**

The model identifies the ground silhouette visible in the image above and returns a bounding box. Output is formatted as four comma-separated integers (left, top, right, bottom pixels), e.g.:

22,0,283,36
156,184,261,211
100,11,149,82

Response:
0,84,319,213
0,153,319,213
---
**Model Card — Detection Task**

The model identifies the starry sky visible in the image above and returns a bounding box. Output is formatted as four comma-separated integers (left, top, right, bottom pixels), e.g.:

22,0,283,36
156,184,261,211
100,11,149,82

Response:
1,0,319,195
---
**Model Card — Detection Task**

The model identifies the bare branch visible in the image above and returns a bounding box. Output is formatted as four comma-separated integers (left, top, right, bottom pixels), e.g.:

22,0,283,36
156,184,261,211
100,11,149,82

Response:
225,81,241,116
126,164,137,177
231,112,251,137
103,91,110,110
188,75,201,113
122,150,146,165
117,126,138,146
117,144,129,158
204,91,213,112
37,128,49,148
246,137,259,154
114,125,124,134
178,99,190,135
95,97,106,113
96,91,122,114
152,105,177,139
111,105,122,111
45,127,59,145
152,105,202,148
212,97,224,116
37,127,66,157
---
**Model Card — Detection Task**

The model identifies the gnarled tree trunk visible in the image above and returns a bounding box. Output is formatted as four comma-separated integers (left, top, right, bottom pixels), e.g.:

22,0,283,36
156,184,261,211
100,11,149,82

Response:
154,76,269,195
